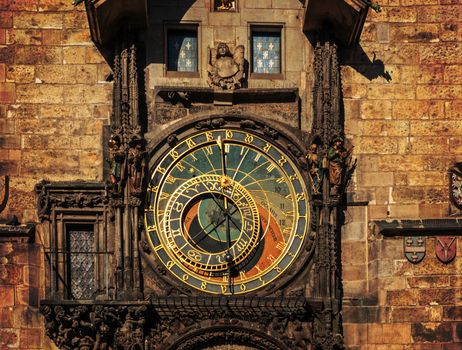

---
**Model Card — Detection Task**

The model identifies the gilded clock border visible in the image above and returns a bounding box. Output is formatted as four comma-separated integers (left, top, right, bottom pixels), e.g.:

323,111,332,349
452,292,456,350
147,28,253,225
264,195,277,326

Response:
142,115,316,297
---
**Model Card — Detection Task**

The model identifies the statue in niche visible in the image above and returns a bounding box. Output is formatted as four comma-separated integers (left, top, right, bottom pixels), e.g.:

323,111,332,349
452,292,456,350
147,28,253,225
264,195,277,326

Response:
215,0,236,11
306,140,323,195
207,43,245,90
127,137,146,196
108,135,125,194
327,136,354,196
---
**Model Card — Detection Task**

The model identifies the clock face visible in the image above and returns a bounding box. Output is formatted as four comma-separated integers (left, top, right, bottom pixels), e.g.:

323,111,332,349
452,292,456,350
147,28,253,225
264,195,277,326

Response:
145,128,309,294
449,167,462,210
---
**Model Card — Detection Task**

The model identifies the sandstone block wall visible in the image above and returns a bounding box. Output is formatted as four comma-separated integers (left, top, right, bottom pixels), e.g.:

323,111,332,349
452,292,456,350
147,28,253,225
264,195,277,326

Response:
0,1,108,348
342,1,462,348
0,0,461,349
0,0,110,222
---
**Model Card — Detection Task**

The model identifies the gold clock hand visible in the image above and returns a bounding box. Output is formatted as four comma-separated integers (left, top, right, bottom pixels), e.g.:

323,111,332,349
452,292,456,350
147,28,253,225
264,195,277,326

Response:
218,136,233,293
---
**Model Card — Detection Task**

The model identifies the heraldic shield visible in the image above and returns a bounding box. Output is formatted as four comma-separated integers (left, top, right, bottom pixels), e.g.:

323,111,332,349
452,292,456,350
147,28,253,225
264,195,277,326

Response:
436,236,457,264
404,236,426,264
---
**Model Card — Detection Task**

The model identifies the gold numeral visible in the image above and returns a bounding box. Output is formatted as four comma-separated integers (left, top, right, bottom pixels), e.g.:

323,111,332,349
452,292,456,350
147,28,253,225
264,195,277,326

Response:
254,153,261,162
266,164,276,173
186,138,197,149
275,266,282,273
225,130,233,139
276,177,285,183
296,193,306,201
160,192,170,200
264,143,271,152
182,274,189,281
225,143,230,153
235,239,248,252
170,150,179,160
267,254,276,263
176,162,185,172
157,167,166,174
204,146,213,155
148,185,159,192
276,241,287,251
239,271,246,280
240,284,247,291
201,281,207,290
278,156,287,167
289,174,299,181
205,132,213,141
221,284,228,293
165,175,176,184
244,134,254,144
166,261,174,269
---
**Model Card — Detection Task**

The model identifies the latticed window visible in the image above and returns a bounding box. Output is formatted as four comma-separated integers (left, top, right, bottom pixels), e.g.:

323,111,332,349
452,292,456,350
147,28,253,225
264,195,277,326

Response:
167,29,198,72
251,28,282,75
68,225,95,300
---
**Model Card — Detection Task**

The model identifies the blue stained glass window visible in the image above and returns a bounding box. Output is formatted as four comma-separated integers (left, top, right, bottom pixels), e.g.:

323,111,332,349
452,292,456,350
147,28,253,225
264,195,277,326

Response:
167,30,198,72
252,31,281,74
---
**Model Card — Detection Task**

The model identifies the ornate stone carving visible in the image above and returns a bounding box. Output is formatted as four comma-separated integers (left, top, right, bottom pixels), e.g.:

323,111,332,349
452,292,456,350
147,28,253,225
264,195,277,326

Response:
0,176,9,215
327,136,355,197
214,0,236,11
40,304,144,350
207,43,245,90
35,181,108,220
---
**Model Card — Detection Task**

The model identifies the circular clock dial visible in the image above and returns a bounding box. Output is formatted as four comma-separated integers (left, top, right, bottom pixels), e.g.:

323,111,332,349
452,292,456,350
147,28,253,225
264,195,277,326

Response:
145,129,309,294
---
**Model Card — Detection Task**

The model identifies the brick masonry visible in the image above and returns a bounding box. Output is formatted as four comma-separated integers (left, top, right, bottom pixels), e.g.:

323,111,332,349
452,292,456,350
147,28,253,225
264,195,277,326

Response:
0,0,461,349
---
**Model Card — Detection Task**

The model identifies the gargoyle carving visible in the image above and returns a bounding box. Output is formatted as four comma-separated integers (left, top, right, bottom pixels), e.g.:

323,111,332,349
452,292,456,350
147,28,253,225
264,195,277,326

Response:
207,43,245,90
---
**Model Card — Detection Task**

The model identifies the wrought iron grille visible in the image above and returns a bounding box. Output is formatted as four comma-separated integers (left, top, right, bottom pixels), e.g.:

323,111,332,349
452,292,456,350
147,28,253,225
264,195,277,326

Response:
69,228,95,299
44,219,113,301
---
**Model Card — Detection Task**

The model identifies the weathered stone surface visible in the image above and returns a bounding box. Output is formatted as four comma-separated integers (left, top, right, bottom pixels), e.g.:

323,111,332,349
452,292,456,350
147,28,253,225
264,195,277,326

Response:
387,289,419,306
412,322,453,343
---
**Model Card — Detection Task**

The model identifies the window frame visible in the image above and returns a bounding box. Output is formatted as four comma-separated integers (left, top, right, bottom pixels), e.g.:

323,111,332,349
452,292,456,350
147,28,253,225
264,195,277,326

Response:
164,23,201,78
249,24,284,80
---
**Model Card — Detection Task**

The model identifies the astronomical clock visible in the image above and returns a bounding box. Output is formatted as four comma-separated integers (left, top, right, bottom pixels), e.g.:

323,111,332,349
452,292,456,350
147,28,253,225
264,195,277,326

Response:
142,116,314,298
37,0,361,348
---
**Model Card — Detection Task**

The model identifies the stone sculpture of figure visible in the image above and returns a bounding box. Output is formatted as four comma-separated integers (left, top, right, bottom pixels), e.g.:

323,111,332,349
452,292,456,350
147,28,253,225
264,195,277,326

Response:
127,138,145,196
327,136,353,196
217,0,235,10
108,135,125,193
207,43,245,90
306,142,323,195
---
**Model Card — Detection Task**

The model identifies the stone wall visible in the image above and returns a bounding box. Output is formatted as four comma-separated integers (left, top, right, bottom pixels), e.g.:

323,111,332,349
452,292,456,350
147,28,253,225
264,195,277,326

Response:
0,0,461,349
342,1,462,348
0,1,109,348
0,0,110,222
